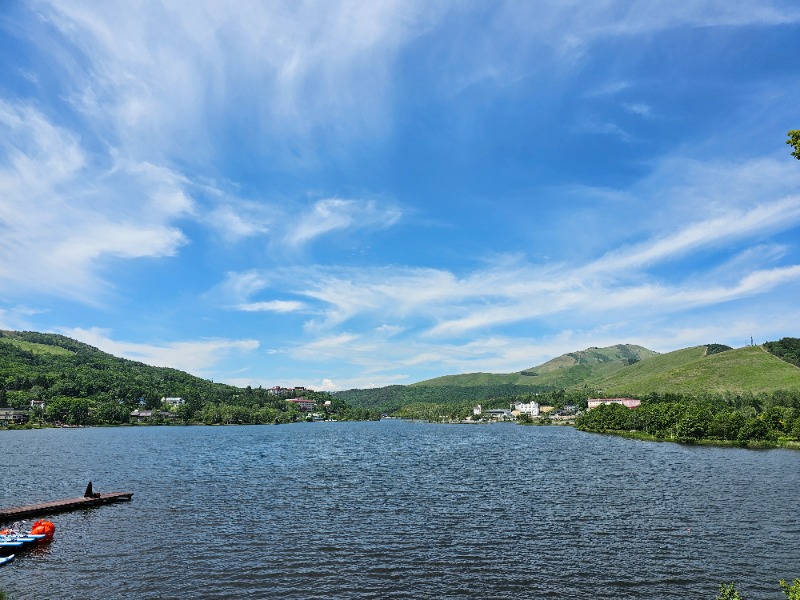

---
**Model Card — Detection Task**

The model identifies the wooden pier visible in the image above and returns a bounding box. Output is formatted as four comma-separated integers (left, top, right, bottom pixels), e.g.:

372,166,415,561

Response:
0,492,133,523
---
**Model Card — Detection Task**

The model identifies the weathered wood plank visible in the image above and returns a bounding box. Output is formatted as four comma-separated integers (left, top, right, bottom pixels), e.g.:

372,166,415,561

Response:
0,492,133,523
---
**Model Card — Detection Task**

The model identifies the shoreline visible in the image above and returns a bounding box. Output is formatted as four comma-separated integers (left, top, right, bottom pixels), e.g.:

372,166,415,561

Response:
577,427,800,450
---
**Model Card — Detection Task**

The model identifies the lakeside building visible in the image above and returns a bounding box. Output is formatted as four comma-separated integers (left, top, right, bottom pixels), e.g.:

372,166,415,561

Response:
286,397,316,412
0,408,28,426
130,409,178,422
473,405,482,416
162,397,185,407
587,398,641,410
485,408,513,419
512,401,540,417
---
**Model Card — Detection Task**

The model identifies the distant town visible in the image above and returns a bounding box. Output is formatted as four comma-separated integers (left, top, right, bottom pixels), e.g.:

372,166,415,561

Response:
1,391,645,428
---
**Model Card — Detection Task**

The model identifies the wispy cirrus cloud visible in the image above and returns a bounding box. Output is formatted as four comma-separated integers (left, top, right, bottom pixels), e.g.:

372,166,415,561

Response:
226,155,800,361
37,0,431,163
236,300,306,313
583,195,800,275
284,198,402,248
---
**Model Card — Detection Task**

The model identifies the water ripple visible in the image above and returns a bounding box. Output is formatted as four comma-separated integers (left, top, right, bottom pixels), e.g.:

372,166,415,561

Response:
1,422,798,599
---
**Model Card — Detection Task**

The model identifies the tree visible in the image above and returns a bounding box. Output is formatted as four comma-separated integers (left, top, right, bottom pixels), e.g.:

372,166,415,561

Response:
737,417,774,443
675,405,711,441
717,583,744,600
788,130,800,160
710,411,745,441
780,578,800,600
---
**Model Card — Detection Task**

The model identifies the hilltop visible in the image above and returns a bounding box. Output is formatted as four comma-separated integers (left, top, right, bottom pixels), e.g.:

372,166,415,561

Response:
594,344,800,396
337,340,800,412
414,344,658,389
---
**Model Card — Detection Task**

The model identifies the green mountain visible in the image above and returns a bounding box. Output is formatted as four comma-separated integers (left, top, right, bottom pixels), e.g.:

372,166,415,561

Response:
413,344,658,389
337,340,800,412
0,330,370,426
595,344,800,396
5,330,800,420
0,329,239,407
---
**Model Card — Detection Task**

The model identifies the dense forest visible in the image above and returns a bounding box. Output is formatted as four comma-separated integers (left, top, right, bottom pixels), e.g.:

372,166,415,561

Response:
0,331,377,426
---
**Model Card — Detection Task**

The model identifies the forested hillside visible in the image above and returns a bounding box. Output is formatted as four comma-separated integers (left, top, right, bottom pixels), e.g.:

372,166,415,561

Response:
0,331,374,425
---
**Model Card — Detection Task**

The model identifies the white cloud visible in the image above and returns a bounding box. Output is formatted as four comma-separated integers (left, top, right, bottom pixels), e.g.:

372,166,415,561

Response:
205,201,274,241
0,102,192,302
285,198,402,248
585,195,800,274
62,327,259,375
36,0,433,165
236,300,306,313
217,271,270,304
266,167,800,344
622,103,652,117
0,305,48,332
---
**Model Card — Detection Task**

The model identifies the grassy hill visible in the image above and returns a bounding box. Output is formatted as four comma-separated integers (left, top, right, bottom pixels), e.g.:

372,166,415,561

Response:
413,344,658,389
410,342,800,398
0,336,75,357
337,341,800,412
596,345,800,396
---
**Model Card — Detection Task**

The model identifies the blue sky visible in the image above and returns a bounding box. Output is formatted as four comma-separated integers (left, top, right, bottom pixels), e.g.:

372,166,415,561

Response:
2,1,800,391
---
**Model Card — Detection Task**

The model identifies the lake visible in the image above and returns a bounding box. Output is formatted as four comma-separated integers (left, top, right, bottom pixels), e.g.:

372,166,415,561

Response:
1,421,798,599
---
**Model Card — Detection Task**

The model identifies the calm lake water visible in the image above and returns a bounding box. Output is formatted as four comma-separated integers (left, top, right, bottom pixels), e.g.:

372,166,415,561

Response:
0,421,798,599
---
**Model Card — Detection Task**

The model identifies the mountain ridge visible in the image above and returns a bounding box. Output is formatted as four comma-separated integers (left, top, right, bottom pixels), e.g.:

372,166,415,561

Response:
412,343,659,389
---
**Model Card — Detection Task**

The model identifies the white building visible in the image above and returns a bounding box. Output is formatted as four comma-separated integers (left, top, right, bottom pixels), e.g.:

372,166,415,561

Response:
162,397,185,407
512,401,540,417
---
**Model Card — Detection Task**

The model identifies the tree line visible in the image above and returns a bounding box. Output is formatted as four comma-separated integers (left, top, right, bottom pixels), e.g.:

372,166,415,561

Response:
576,390,800,445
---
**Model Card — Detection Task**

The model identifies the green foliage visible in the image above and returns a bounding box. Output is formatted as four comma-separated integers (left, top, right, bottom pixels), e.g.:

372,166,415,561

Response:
706,344,733,356
337,384,589,415
577,389,799,445
717,583,744,600
780,578,800,599
764,338,800,368
0,330,374,426
788,130,800,160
